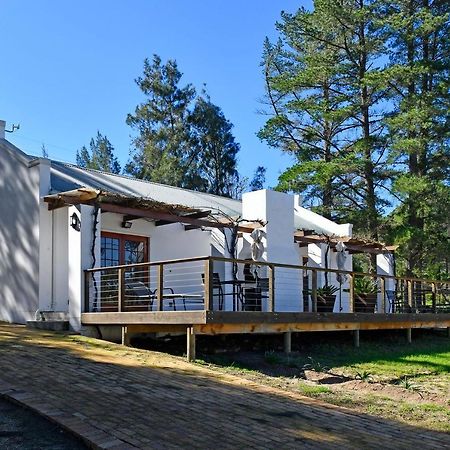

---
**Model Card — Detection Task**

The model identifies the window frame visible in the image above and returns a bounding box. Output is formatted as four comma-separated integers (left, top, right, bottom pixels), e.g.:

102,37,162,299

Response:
101,231,149,267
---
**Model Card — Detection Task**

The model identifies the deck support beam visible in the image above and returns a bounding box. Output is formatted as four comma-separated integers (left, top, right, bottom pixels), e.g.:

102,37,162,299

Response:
406,328,412,344
283,332,292,354
353,330,360,348
187,327,196,362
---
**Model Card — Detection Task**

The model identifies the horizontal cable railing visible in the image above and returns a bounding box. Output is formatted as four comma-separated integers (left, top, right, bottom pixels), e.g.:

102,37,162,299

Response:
84,256,450,314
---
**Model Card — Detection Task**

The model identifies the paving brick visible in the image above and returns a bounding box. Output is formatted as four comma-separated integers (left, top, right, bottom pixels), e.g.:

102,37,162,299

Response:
0,323,449,449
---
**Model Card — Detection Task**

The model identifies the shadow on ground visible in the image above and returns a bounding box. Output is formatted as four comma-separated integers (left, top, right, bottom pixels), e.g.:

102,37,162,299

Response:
0,325,449,449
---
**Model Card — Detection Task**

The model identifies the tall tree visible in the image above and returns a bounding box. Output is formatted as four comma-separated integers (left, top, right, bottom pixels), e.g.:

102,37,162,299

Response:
249,166,267,191
125,55,197,187
76,131,121,174
260,0,389,241
378,0,450,276
190,94,240,197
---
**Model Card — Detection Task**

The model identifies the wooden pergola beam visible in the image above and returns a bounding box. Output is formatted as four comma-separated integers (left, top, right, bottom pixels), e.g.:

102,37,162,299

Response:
155,210,211,227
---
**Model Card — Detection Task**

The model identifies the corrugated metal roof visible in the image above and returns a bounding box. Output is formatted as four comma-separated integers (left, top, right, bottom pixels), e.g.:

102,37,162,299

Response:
49,160,243,218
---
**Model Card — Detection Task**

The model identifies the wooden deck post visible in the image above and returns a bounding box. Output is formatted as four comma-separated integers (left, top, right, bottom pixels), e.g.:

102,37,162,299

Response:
118,268,125,312
121,326,130,346
431,282,437,313
353,329,360,348
204,259,213,311
407,280,413,310
157,264,164,311
348,275,355,313
187,326,196,362
284,332,292,354
406,328,412,344
268,265,275,312
311,269,318,313
380,277,386,313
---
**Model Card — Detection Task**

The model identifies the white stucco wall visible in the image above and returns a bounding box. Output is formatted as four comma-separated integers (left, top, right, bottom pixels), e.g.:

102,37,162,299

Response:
242,190,303,312
0,142,42,323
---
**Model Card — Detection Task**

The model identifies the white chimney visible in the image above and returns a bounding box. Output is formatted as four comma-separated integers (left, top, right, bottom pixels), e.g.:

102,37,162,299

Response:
0,120,5,139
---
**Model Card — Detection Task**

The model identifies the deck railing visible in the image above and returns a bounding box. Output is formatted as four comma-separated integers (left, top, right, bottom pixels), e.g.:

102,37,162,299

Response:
84,256,450,314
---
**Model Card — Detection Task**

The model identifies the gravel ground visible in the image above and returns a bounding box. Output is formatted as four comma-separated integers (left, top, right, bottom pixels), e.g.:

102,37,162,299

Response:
0,397,86,450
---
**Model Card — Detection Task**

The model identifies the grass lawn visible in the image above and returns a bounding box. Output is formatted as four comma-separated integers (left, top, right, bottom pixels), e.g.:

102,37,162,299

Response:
196,330,450,433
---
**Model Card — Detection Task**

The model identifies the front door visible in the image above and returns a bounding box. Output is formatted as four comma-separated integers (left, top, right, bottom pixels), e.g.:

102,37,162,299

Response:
100,232,149,311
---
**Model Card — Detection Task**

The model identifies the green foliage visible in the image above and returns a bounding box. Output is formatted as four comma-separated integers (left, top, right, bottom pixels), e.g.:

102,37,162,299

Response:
309,284,339,296
355,370,372,382
302,356,330,373
354,277,379,295
125,55,197,187
260,0,388,236
125,55,243,197
249,166,266,191
190,94,240,197
376,0,450,277
263,0,450,276
76,131,121,174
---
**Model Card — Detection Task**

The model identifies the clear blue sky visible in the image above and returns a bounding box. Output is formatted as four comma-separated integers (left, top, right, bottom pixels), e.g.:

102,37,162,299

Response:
1,1,310,188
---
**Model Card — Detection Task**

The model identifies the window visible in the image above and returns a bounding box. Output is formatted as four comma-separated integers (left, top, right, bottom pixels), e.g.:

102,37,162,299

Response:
101,232,149,267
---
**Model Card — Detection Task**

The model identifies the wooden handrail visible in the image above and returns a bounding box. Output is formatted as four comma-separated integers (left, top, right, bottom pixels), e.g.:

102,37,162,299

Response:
208,256,450,285
84,254,449,286
84,255,210,273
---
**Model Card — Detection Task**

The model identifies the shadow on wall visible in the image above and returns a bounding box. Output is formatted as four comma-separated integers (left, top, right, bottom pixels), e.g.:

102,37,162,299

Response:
0,147,40,323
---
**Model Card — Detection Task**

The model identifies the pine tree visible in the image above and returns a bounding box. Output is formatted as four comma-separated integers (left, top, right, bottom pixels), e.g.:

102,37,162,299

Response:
249,166,266,191
76,131,121,174
125,55,197,187
260,0,389,240
190,94,240,197
378,0,450,276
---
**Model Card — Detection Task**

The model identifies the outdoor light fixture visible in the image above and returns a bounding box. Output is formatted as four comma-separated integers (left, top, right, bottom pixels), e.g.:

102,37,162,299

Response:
121,220,132,229
70,212,81,232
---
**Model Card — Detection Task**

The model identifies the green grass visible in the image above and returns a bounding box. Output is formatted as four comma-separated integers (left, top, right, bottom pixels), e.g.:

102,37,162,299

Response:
289,334,450,380
298,384,331,396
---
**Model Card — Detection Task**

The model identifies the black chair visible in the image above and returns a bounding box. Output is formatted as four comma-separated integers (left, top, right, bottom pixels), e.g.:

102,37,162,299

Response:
242,277,268,311
201,272,224,310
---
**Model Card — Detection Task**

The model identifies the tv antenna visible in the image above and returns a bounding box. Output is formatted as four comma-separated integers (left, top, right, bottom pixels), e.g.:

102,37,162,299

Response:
5,123,20,133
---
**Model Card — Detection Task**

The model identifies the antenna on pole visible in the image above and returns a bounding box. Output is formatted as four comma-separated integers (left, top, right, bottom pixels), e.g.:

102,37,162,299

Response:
5,123,20,133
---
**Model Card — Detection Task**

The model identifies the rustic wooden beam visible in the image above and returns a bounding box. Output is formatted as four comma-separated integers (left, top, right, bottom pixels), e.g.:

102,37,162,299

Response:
155,210,211,227
100,203,254,232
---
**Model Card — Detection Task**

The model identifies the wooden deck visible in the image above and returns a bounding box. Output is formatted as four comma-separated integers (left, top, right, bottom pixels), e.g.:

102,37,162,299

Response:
82,311,450,335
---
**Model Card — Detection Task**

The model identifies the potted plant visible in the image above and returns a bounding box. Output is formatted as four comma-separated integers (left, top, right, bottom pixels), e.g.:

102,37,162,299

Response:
354,277,379,313
312,284,339,313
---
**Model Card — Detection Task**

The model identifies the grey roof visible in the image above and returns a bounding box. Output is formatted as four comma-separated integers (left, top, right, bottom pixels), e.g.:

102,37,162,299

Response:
50,160,242,218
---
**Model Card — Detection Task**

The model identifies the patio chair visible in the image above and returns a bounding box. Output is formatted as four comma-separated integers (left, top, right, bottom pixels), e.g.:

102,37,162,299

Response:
201,272,224,310
386,290,412,313
125,281,156,311
242,277,268,311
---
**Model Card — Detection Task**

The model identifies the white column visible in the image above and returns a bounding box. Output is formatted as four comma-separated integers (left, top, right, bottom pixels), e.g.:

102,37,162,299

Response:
242,190,302,312
68,204,101,331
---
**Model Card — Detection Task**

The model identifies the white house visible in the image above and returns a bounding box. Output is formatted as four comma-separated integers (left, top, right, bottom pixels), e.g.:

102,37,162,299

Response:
0,120,395,332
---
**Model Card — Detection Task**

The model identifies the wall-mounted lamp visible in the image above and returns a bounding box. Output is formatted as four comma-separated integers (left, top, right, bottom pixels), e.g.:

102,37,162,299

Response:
121,220,132,229
70,212,81,232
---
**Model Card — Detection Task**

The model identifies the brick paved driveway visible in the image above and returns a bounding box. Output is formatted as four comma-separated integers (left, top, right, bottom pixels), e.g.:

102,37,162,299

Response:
0,324,448,449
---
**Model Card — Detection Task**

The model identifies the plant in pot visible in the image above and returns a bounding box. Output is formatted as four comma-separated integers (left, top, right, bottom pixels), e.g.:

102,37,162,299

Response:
354,277,379,313
313,284,339,313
